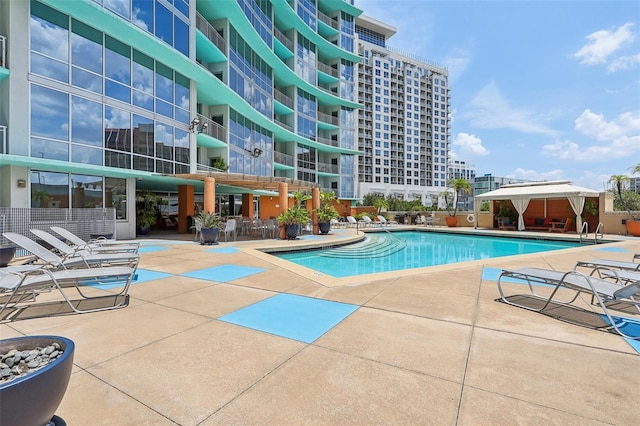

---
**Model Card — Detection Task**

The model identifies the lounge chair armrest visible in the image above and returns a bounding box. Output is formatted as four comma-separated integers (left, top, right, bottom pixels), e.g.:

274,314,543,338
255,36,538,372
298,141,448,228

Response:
613,283,640,299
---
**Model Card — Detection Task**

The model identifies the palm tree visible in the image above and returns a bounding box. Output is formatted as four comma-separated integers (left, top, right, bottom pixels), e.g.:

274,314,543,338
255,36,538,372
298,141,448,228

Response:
445,178,472,217
630,163,640,175
609,174,630,200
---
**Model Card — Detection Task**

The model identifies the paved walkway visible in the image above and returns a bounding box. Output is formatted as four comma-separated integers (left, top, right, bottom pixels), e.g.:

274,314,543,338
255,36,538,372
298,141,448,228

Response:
2,227,639,425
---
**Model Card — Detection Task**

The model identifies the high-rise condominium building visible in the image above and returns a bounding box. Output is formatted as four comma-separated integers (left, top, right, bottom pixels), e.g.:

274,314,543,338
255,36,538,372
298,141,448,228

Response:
354,15,451,205
0,0,362,238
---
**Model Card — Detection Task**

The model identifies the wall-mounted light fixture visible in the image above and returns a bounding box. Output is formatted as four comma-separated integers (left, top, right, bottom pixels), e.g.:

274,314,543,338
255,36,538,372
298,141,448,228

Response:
189,117,210,134
16,179,26,188
244,147,263,158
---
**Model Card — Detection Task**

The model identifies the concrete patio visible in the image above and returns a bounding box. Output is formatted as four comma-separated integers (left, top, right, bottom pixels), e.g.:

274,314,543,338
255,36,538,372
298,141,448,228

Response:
1,227,639,425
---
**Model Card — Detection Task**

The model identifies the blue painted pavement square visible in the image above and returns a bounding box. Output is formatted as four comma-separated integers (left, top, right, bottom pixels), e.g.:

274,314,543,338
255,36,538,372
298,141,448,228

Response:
594,247,631,253
219,293,359,343
182,264,266,282
138,246,169,254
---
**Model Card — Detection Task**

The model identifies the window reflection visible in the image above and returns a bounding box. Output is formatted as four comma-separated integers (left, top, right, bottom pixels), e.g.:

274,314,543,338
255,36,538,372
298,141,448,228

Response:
104,0,131,20
31,85,69,141
31,138,69,162
106,177,127,219
72,96,103,146
72,144,103,166
72,174,104,208
155,122,173,161
132,0,153,32
30,171,69,209
133,114,154,157
155,1,173,45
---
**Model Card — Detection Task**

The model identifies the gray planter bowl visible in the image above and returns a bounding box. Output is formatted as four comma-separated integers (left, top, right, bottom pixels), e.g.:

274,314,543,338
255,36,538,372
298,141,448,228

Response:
0,335,74,426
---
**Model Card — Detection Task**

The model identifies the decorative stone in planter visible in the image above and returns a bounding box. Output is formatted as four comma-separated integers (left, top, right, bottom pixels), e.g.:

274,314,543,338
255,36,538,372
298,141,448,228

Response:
0,335,74,426
0,245,16,267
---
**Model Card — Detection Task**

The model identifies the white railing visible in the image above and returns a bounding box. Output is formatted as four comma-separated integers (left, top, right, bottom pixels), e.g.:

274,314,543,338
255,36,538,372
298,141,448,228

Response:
0,208,116,255
0,125,6,154
0,35,5,68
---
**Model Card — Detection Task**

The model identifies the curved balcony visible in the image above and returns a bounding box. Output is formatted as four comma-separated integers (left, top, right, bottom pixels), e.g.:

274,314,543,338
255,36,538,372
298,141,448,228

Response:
195,13,227,63
272,1,360,64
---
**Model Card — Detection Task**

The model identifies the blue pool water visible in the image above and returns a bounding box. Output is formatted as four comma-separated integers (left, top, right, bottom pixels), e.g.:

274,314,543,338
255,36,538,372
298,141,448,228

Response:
276,231,580,278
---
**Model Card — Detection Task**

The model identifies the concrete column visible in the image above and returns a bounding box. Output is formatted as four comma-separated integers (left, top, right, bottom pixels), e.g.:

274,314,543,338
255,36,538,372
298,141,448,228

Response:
278,182,288,239
178,184,194,233
242,193,254,218
312,186,320,234
204,177,215,213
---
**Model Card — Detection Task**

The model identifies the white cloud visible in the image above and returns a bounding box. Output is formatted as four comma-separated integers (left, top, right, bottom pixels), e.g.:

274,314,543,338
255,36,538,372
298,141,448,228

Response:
607,53,640,73
574,22,635,65
442,46,473,83
452,132,489,156
542,109,640,161
507,168,565,182
465,82,558,137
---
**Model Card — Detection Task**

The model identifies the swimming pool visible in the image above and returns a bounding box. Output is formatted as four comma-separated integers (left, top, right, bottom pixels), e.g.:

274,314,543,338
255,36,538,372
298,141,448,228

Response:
275,231,580,278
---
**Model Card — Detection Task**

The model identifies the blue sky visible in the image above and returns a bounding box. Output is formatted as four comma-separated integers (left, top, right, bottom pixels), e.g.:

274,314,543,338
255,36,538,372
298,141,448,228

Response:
354,0,640,190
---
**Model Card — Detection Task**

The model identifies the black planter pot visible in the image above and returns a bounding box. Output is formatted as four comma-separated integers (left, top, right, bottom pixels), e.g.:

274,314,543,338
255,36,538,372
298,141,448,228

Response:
318,222,331,235
284,224,300,240
137,225,151,236
0,335,74,426
200,227,220,245
0,245,16,267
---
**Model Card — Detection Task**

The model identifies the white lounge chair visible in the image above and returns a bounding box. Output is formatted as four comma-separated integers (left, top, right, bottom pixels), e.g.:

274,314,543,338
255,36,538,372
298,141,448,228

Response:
361,216,374,227
4,232,139,270
50,226,139,253
497,267,640,340
346,216,358,227
31,229,139,266
575,257,640,274
1,265,135,321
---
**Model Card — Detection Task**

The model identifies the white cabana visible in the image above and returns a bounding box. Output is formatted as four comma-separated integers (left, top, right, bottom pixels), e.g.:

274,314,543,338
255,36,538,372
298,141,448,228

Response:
474,180,601,231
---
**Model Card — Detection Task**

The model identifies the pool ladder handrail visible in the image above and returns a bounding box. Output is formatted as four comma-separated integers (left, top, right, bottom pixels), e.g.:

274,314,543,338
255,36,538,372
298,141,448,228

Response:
579,222,603,245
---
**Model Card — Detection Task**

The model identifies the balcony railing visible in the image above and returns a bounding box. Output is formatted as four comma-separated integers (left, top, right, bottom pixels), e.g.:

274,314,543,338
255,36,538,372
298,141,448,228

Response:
197,114,227,143
274,88,294,109
274,151,294,167
274,118,293,132
0,35,5,68
317,62,339,78
318,162,339,174
317,111,339,126
274,27,294,52
195,13,226,54
317,136,339,147
317,10,339,30
0,125,6,154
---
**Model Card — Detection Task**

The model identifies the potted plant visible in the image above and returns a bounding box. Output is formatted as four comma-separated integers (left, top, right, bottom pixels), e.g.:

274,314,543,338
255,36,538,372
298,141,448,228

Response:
315,191,339,234
136,190,163,235
278,191,311,240
196,211,223,245
610,164,640,236
443,178,472,227
211,157,229,171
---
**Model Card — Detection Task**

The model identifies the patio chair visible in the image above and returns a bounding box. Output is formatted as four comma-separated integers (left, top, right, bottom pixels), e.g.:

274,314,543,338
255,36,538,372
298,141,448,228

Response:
496,267,640,339
50,226,139,253
1,265,135,321
251,218,265,238
3,232,139,270
223,219,237,242
193,218,202,241
263,219,278,239
497,217,516,231
549,218,572,233
346,216,358,227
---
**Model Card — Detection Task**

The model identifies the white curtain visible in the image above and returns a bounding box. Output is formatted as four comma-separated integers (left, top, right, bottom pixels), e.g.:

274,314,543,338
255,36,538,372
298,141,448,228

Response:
511,198,530,231
567,195,585,232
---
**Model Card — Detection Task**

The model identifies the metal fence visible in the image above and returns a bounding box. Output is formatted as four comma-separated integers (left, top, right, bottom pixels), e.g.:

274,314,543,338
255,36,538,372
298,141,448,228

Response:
0,208,116,257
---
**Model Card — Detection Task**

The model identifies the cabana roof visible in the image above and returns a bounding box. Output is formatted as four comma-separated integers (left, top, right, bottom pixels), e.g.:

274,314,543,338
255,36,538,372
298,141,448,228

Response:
474,180,600,201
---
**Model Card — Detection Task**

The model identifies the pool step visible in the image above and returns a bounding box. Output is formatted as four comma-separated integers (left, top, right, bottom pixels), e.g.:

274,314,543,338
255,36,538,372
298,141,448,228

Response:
319,234,407,258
